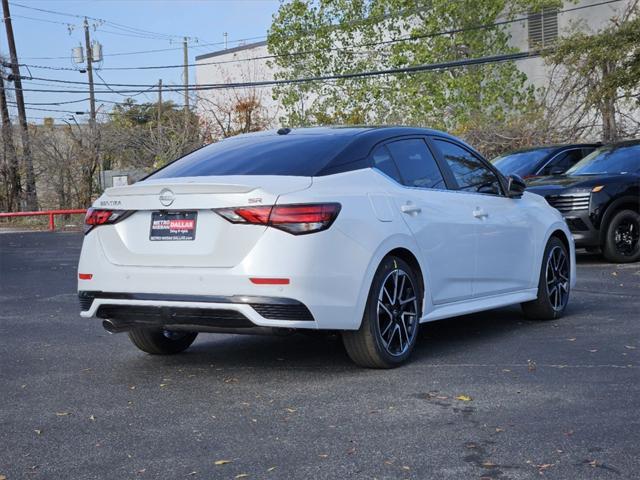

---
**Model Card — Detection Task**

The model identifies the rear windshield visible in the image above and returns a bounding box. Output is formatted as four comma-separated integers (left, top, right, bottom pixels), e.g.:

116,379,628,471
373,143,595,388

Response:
148,134,354,179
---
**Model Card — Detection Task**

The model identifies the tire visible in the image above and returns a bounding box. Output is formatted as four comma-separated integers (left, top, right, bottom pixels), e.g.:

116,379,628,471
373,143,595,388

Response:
342,255,422,368
521,236,570,320
127,328,198,355
602,209,640,263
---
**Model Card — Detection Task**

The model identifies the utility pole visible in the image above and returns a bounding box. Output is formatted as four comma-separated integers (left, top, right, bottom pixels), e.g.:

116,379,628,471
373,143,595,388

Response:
157,78,162,158
0,68,20,212
183,37,189,121
83,17,97,125
157,78,163,125
2,0,37,210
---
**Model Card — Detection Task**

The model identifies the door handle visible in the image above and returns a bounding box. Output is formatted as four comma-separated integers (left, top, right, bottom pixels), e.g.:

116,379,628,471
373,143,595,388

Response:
473,207,489,219
401,203,422,215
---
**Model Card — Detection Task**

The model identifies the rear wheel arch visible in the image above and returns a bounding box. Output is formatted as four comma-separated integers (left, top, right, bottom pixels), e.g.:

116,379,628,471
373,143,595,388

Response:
386,247,424,300
353,240,426,330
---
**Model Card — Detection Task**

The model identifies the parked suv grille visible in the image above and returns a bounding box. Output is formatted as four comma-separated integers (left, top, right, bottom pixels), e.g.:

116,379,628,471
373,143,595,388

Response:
546,193,590,213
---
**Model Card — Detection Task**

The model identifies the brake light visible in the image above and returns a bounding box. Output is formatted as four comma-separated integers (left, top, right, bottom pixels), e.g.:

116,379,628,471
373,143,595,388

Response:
215,203,341,235
84,208,129,234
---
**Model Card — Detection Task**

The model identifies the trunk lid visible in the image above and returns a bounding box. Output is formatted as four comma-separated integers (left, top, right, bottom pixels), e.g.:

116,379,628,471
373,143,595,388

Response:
93,176,312,268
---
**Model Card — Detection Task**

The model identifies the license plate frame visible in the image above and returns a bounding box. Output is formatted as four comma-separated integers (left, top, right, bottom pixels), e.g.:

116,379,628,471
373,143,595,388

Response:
149,211,197,241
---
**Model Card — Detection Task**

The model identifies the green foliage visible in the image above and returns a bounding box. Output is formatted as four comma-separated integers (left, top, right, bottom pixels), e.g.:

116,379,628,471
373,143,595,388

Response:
267,0,556,130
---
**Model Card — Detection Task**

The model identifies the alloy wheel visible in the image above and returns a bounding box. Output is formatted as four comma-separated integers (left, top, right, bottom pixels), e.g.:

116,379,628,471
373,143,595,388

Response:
377,268,419,356
613,219,639,256
545,246,570,311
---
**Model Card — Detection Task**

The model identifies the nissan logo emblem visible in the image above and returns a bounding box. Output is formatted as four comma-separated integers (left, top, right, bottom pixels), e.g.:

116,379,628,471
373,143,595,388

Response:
159,188,175,207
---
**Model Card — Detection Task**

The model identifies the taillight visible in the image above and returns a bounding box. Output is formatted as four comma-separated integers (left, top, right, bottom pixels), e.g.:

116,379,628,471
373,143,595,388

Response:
214,203,341,235
84,208,129,234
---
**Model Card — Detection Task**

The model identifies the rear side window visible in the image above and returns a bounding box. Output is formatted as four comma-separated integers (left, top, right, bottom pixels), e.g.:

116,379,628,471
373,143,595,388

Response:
386,139,446,189
148,134,353,179
435,139,502,195
371,145,402,182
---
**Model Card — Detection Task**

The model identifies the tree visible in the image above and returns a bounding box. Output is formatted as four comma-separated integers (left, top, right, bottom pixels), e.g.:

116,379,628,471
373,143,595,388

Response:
543,1,640,142
267,0,558,130
101,99,202,171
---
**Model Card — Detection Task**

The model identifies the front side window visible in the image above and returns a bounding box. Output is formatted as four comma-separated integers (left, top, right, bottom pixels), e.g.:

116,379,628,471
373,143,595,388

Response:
539,149,585,176
385,139,445,189
435,139,502,195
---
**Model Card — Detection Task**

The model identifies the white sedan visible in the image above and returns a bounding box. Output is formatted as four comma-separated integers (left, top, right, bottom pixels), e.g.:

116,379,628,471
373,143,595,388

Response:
78,127,575,368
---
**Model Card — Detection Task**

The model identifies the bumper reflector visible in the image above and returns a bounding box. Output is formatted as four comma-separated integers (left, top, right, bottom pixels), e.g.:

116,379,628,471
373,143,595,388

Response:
78,273,93,280
249,277,290,285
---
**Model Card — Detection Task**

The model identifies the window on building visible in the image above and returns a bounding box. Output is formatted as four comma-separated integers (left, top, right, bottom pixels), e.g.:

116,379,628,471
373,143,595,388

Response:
528,8,558,48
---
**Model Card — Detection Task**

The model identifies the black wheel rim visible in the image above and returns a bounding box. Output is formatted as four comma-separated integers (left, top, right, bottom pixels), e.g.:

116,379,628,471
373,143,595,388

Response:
545,246,570,311
613,219,639,256
377,268,418,356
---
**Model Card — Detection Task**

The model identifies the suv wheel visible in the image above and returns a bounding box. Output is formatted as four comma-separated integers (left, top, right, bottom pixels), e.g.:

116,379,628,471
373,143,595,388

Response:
603,209,640,263
342,256,422,368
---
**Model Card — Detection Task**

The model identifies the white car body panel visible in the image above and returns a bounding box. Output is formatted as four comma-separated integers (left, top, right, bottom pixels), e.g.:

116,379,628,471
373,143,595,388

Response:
79,164,576,332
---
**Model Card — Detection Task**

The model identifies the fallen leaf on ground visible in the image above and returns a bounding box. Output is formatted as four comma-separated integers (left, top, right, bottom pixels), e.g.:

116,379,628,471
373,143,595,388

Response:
267,467,276,472
482,461,496,468
568,338,576,342
495,428,504,433
285,408,297,413
402,466,410,471
55,412,71,416
34,429,42,435
235,474,249,479
89,415,95,421
625,345,636,350
588,349,598,353
455,395,472,402
214,460,232,466
187,471,197,476
318,454,329,458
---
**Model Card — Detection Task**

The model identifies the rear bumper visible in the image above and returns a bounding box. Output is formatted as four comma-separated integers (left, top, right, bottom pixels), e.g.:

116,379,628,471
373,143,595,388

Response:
79,291,315,331
78,224,374,330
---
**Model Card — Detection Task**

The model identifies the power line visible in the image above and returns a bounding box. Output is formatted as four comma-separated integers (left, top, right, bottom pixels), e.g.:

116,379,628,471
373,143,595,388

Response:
11,51,543,94
12,0,623,73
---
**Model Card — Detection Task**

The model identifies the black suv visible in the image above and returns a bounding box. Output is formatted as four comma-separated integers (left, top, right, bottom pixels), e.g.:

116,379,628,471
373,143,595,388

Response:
492,143,600,179
527,140,640,263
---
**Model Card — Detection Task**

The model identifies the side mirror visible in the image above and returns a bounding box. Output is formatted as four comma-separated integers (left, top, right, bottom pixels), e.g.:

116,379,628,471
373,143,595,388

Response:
507,174,526,198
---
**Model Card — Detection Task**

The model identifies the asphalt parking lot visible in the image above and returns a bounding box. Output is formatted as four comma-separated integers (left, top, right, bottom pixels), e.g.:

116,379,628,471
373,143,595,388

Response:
1,231,639,480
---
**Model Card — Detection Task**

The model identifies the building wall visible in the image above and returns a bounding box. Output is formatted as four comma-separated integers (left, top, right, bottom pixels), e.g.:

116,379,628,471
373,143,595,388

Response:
507,0,631,88
194,41,280,137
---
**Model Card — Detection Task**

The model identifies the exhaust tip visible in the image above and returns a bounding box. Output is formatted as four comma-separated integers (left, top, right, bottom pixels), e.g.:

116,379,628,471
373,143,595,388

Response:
102,319,127,334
